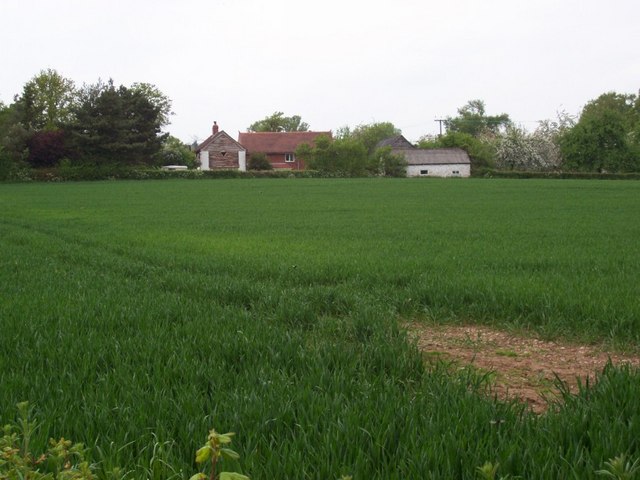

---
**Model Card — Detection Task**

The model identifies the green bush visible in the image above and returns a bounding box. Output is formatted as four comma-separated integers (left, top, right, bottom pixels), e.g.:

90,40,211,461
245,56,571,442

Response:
0,146,13,180
156,136,198,169
476,168,640,180
247,152,272,171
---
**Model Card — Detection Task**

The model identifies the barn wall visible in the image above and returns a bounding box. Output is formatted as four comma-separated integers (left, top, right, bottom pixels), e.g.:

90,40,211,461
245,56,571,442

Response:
203,135,244,169
406,164,470,178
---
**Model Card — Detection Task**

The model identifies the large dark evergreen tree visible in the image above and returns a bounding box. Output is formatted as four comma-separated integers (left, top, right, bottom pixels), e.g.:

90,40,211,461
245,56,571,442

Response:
70,80,167,165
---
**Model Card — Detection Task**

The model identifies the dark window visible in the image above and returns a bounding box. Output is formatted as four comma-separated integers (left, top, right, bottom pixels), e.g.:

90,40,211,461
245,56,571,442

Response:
285,153,295,162
420,169,429,175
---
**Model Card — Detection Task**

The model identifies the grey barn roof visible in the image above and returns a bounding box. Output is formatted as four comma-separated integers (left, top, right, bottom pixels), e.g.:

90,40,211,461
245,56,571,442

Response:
376,135,414,149
395,148,471,165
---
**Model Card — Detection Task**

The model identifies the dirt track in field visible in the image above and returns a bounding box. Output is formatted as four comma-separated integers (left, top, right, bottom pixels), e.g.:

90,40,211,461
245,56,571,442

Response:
406,323,640,413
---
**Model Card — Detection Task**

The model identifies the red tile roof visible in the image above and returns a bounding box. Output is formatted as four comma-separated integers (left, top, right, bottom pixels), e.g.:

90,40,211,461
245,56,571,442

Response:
238,131,332,153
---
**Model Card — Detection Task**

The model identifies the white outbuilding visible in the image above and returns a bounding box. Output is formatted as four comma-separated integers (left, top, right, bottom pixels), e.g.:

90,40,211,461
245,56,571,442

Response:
377,136,471,178
399,148,471,178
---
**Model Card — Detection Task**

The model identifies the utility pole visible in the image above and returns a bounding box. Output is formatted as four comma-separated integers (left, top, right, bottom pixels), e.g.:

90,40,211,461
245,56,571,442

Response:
434,118,445,137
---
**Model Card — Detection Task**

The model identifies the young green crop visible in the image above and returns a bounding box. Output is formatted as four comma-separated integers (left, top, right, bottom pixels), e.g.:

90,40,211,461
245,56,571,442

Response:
1,178,639,478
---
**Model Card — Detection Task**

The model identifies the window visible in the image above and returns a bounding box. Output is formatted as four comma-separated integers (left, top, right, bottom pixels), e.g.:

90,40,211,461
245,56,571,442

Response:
285,153,295,163
420,169,429,175
452,170,460,175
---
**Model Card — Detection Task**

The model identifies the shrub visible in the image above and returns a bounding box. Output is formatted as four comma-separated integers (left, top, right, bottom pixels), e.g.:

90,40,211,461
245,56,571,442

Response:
156,136,197,169
375,146,407,177
475,168,640,180
26,130,68,167
247,152,272,171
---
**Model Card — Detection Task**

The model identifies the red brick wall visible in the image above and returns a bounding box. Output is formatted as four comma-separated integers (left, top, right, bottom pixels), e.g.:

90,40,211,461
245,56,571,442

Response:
265,153,305,170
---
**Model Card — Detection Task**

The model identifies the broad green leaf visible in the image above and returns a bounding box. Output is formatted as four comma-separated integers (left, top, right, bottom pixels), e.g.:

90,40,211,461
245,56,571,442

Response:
220,472,250,480
220,448,240,460
188,474,207,480
195,445,212,463
217,433,235,444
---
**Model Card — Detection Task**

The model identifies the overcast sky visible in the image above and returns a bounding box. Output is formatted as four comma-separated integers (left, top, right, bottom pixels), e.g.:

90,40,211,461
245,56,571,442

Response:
1,0,638,143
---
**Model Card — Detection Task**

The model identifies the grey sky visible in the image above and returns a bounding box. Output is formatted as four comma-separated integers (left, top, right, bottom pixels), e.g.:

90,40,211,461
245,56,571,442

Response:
1,0,638,143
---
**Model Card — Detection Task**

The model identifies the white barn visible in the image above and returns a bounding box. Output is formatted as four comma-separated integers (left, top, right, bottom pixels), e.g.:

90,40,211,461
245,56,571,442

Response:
377,136,471,178
399,148,471,178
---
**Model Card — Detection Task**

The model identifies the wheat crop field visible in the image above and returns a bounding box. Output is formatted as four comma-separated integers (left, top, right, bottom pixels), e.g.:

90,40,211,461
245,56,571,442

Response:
1,177,639,479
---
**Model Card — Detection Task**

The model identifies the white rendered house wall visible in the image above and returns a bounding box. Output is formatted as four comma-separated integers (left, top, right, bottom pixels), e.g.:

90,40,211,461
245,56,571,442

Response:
406,164,470,177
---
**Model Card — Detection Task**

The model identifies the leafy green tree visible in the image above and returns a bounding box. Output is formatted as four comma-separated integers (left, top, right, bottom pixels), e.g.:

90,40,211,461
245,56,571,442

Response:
16,69,76,131
333,121,403,174
0,145,14,180
374,146,407,177
344,122,401,156
0,105,31,165
445,99,511,137
418,131,495,171
0,100,17,157
0,100,9,131
157,135,196,168
560,91,640,172
248,112,309,132
130,82,173,127
70,80,167,165
296,135,368,175
1,71,75,168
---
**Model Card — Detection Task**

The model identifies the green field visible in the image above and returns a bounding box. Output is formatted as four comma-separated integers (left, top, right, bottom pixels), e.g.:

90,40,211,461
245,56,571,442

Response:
1,178,639,479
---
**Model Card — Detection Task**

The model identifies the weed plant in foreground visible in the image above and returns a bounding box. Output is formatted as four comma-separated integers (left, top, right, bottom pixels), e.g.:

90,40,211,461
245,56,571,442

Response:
1,178,639,478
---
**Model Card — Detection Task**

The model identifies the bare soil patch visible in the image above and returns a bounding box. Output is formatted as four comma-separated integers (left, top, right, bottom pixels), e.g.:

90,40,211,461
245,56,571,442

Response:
407,322,640,413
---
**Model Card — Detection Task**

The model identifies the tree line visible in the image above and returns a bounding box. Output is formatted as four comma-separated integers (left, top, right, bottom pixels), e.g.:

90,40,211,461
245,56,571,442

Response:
419,94,640,174
252,95,640,176
1,69,638,179
0,69,195,178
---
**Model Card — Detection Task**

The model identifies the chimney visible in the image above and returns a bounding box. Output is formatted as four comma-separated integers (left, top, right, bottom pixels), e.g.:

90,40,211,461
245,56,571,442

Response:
212,121,219,134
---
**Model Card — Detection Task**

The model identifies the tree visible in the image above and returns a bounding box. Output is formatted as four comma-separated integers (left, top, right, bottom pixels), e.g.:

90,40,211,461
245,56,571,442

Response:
295,135,368,176
0,103,31,165
374,146,407,177
418,131,495,171
332,121,402,174
130,83,173,128
0,100,15,151
0,145,16,180
70,80,167,165
248,112,309,132
559,91,640,172
445,99,511,137
17,69,76,131
344,122,401,156
0,100,9,132
27,130,68,167
156,135,196,168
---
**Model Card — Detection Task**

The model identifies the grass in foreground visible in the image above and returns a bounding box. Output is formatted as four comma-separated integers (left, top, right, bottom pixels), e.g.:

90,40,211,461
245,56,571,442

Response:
1,178,639,478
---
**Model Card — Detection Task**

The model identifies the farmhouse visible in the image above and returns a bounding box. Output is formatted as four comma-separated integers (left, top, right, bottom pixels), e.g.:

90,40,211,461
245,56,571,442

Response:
195,122,247,171
377,135,471,177
238,131,332,170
